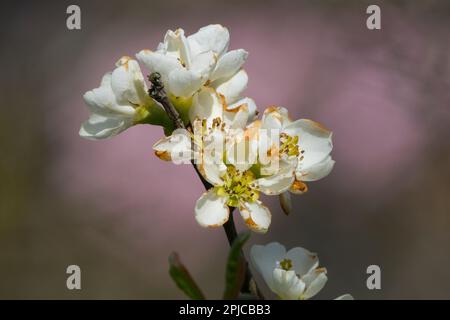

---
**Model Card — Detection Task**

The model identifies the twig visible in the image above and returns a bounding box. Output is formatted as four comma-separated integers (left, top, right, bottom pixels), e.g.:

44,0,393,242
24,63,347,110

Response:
148,73,185,130
148,72,263,299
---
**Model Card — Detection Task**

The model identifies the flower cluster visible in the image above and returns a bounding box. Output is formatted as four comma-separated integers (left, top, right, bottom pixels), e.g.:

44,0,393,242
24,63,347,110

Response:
79,24,334,233
79,24,350,300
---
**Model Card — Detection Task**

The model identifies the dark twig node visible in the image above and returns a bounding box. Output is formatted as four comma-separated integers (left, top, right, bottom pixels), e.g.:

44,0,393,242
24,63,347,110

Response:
148,72,185,129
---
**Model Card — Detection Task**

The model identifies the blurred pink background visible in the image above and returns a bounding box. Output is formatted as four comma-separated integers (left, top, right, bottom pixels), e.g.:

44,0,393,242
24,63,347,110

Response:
1,0,450,299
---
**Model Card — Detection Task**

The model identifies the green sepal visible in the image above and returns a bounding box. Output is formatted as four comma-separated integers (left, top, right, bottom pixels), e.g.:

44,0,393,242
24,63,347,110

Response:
134,101,175,135
169,94,192,126
169,252,206,300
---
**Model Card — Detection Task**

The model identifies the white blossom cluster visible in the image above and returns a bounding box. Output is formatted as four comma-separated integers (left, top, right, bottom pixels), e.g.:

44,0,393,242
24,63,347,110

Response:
79,24,351,300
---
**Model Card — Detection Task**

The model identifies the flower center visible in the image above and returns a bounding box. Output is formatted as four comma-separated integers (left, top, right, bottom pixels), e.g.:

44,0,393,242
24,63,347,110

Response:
216,166,259,207
280,133,300,157
278,258,293,271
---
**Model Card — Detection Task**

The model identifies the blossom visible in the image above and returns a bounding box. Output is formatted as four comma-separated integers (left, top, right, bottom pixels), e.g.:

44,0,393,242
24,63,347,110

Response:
250,242,353,300
154,114,295,234
257,106,335,214
153,86,257,163
136,24,249,110
153,116,296,232
81,25,253,140
79,56,169,140
78,22,352,300
193,125,296,232
260,106,335,190
152,97,255,164
152,128,193,163
189,86,257,130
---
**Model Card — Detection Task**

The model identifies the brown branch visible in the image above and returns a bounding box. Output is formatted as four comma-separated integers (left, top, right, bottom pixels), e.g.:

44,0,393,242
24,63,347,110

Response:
148,72,263,299
148,73,185,130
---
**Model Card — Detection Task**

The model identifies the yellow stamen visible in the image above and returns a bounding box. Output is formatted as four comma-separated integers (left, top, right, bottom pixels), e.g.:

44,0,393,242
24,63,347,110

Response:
215,166,259,207
279,259,293,271
280,133,300,157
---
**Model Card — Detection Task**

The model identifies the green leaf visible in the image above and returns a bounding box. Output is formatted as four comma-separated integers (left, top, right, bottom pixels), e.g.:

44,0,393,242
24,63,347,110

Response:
169,252,205,300
223,232,251,300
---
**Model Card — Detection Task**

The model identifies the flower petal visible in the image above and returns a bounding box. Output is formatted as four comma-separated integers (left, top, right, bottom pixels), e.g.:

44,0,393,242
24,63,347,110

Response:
168,51,217,97
136,49,182,85
250,242,286,290
272,269,306,300
212,69,248,104
261,106,290,130
289,119,333,174
231,97,257,121
199,161,226,186
168,69,203,98
210,49,248,82
152,128,192,163
79,113,130,140
100,72,112,87
83,77,135,117
223,103,248,130
239,201,271,233
189,87,223,126
189,50,217,80
296,155,335,182
301,270,328,299
111,56,150,106
187,24,230,57
163,28,191,68
256,160,296,195
285,247,319,276
224,97,257,128
225,128,258,172
195,189,229,228
199,132,227,186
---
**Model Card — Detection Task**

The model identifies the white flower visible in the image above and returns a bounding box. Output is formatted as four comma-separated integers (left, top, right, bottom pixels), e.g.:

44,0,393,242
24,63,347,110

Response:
80,56,165,140
258,106,335,214
152,104,297,233
250,243,353,300
80,25,252,140
260,107,335,188
189,86,257,130
153,128,193,163
152,97,254,164
153,86,258,162
250,242,327,300
136,24,249,105
194,128,296,232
